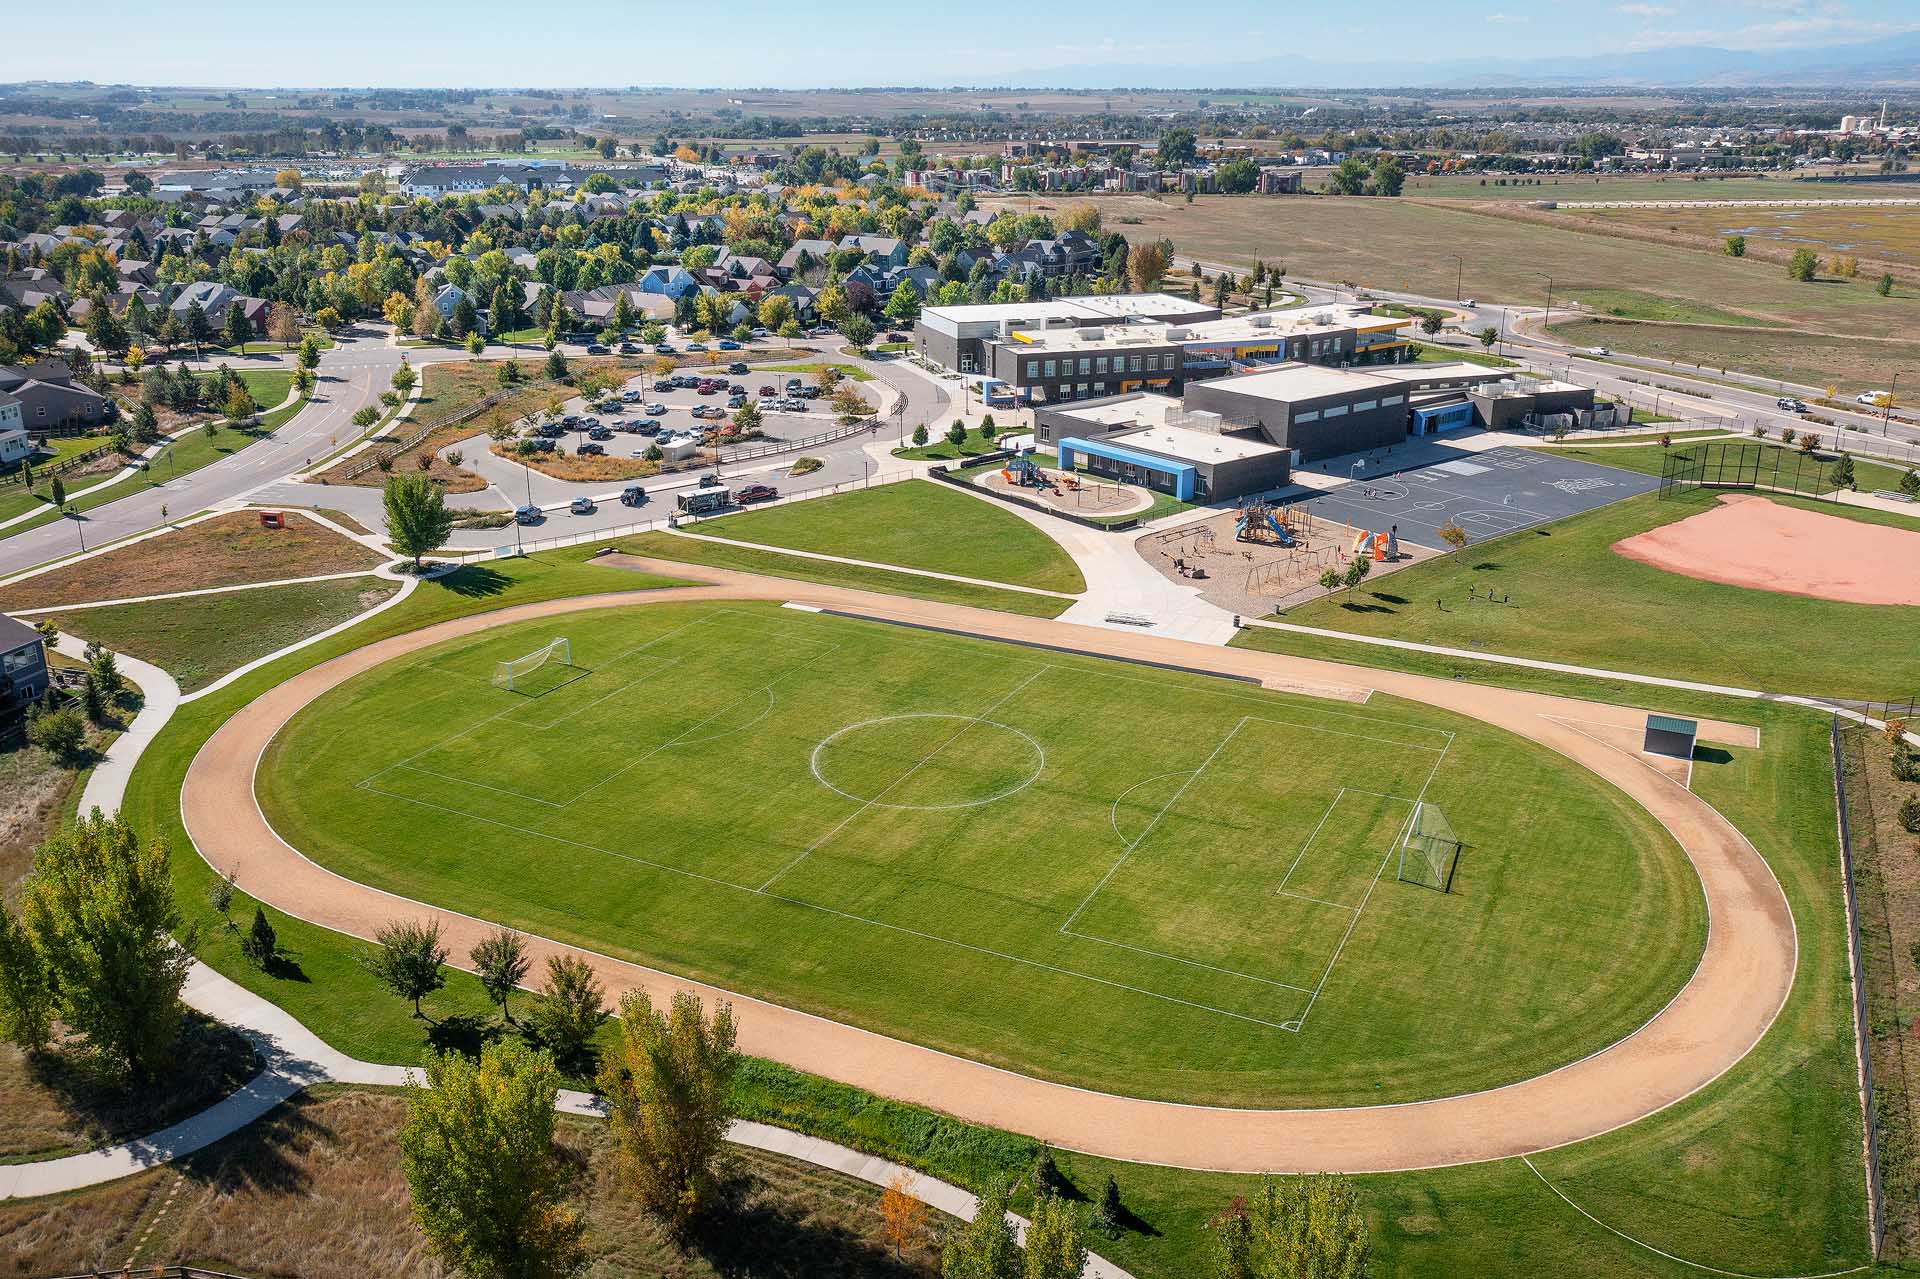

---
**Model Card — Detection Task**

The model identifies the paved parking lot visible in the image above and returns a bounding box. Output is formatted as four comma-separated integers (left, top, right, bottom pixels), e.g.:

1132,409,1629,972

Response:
1287,445,1660,549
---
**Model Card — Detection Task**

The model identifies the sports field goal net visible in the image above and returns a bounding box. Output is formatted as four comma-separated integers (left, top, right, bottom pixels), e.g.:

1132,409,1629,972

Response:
1395,802,1461,893
492,638,573,692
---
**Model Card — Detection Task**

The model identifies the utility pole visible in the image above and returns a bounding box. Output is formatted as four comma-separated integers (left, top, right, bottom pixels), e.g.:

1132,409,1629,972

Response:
1884,372,1898,436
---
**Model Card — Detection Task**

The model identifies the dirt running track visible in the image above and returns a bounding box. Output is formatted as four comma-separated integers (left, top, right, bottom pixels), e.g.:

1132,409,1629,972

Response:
181,560,1795,1173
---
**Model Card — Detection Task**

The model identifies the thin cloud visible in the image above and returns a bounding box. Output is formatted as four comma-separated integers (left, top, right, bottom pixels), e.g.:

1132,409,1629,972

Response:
1616,3,1677,16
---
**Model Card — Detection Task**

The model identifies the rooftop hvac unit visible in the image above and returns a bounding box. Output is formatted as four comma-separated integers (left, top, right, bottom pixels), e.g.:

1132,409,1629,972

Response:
1250,313,1273,328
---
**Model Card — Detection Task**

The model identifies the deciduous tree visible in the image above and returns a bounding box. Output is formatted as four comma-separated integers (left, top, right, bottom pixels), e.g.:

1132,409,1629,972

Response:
384,473,454,569
365,917,447,1017
597,989,739,1237
401,1040,586,1279
940,1178,1021,1279
13,815,191,1076
471,928,531,1023
524,955,607,1071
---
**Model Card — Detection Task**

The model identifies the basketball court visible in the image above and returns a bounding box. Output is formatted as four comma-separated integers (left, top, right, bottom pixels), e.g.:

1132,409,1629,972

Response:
1290,446,1660,550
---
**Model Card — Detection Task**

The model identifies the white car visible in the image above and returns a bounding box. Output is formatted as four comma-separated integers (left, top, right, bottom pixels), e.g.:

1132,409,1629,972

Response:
1588,346,1611,357
1857,391,1887,406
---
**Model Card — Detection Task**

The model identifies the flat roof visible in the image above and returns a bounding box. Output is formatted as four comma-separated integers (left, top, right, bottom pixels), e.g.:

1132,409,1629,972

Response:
1369,362,1510,384
1105,423,1283,463
921,292,1214,328
1169,305,1390,344
1197,362,1398,401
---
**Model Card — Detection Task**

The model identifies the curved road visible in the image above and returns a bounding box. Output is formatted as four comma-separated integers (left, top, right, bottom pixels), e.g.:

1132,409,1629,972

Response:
181,565,1794,1174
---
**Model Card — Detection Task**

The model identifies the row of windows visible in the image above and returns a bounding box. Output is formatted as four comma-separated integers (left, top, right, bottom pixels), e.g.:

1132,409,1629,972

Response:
1024,352,1169,380
1293,392,1408,425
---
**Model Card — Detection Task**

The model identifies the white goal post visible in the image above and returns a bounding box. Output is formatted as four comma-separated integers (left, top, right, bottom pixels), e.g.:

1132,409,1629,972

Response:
492,638,572,691
1395,801,1461,893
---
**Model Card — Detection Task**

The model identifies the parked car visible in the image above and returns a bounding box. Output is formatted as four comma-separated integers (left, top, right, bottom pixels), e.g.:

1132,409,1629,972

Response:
587,426,613,441
727,361,749,375
685,342,707,352
621,389,640,402
750,326,768,338
799,386,821,399
636,420,662,435
534,438,556,452
514,505,542,525
561,414,579,426
586,343,610,355
727,395,747,409
1776,397,1808,412
619,486,647,507
653,343,675,355
758,385,775,397
643,402,666,415
784,377,803,391
652,379,674,392
734,483,778,504
618,342,638,354
570,496,595,514
577,442,605,456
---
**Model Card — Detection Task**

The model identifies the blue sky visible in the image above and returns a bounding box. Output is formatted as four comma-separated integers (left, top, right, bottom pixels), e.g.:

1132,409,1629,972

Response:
17,0,1918,87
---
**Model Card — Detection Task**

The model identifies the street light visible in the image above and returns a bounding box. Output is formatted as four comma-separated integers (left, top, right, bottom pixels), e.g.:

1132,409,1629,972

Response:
1532,272,1554,330
1883,371,1900,436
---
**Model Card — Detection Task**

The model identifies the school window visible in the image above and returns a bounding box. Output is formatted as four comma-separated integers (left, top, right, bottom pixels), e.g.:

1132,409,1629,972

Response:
1026,360,1039,378
1077,383,1089,398
1295,409,1320,423
1130,355,1143,372
1095,356,1108,374
1323,404,1348,418
1353,399,1377,412
1078,358,1091,375
1381,394,1404,406
1043,359,1056,377
1094,382,1105,395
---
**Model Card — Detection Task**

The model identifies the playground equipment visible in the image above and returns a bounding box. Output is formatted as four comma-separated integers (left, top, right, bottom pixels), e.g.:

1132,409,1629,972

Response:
1002,456,1060,495
1349,527,1398,561
1235,499,1297,547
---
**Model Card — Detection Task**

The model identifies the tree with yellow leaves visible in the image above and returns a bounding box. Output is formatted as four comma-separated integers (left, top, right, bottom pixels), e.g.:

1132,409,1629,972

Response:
879,1170,931,1259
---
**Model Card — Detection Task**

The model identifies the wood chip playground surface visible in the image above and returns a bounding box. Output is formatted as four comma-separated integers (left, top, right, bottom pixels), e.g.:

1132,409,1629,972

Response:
180,564,1795,1173
1613,492,1920,607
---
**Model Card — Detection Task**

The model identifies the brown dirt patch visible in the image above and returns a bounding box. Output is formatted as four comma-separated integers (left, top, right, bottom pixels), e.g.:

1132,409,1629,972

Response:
1141,507,1436,617
490,442,666,483
975,465,1150,516
0,745,81,905
0,1087,941,1278
0,511,384,612
1613,493,1920,606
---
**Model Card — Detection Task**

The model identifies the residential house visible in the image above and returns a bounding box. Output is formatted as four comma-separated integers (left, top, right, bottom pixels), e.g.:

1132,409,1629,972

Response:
168,280,269,335
637,265,698,301
0,359,112,431
838,234,908,269
0,612,50,735
776,238,836,279
0,392,28,465
429,283,483,333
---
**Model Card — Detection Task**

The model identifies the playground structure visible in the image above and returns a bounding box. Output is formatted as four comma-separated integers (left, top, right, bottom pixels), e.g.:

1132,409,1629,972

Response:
1235,498,1312,548
1003,455,1061,495
977,454,1150,517
1350,527,1400,562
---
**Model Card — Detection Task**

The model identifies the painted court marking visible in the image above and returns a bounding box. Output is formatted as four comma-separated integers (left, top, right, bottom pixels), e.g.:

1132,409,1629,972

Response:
349,617,1465,1035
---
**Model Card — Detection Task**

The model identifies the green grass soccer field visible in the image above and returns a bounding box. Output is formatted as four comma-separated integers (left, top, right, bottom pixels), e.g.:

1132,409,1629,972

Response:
260,602,1705,1106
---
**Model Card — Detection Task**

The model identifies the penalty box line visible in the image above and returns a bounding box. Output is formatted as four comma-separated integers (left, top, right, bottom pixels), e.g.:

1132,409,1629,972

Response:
356,766,1304,1033
1290,733,1455,1033
361,613,728,787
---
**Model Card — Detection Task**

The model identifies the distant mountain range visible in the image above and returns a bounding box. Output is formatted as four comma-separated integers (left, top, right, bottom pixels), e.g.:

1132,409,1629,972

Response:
994,31,1920,91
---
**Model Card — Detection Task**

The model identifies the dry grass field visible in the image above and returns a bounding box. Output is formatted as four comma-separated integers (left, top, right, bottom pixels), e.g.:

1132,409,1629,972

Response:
1582,202,1920,268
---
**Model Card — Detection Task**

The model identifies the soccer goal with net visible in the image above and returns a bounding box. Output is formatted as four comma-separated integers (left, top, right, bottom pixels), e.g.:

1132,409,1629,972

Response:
492,638,573,692
1395,801,1461,893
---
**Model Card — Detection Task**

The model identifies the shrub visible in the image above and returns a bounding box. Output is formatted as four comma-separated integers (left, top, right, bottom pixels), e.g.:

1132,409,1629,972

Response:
240,905,277,968
1902,795,1920,835
27,705,87,760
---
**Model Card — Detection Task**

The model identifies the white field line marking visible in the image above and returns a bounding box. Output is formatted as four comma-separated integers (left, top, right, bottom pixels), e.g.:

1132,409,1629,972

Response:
516,656,684,732
808,713,1047,812
1276,788,1347,895
1519,1157,1869,1279
759,665,1048,892
1062,929,1318,996
362,614,723,783
356,771,1302,1032
1058,663,1454,745
388,763,567,808
1059,717,1249,935
1291,733,1453,1032
1109,770,1196,847
564,643,843,809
